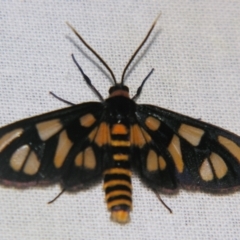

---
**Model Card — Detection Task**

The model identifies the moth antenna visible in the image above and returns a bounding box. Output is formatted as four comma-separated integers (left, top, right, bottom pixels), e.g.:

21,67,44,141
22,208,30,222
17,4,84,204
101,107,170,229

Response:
67,22,117,85
72,54,104,102
48,188,66,204
153,190,173,214
132,68,154,100
121,13,161,85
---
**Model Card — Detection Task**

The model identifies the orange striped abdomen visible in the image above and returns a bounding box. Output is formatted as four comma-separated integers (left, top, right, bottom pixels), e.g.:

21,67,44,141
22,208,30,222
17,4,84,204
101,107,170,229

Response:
103,123,132,223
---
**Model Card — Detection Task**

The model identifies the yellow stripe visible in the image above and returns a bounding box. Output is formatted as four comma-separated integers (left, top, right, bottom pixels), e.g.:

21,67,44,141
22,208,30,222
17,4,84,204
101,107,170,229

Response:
113,154,129,161
107,199,132,210
103,180,132,190
111,140,130,147
104,168,131,176
105,190,132,201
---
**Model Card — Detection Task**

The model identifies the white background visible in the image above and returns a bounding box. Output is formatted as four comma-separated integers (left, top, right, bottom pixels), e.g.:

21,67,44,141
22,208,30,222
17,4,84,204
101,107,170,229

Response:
0,1,240,239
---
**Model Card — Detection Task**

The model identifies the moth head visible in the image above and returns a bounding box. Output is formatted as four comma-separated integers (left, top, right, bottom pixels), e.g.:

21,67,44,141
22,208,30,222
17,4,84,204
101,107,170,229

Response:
108,84,129,98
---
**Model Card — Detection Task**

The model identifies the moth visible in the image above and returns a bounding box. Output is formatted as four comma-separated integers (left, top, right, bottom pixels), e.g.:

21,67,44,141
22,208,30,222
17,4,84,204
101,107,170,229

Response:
1,15,240,224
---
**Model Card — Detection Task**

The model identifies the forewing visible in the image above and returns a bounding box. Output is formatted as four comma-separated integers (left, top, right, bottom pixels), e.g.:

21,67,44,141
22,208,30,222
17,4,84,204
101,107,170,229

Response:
0,102,105,188
134,104,240,192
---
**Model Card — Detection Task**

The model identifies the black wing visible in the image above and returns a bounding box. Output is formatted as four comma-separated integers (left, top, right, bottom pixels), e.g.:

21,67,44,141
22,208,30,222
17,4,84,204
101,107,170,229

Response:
0,102,106,189
133,104,240,192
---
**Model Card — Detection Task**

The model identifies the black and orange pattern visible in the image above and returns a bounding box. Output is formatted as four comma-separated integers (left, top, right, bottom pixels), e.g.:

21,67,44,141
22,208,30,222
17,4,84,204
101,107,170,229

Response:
1,15,240,224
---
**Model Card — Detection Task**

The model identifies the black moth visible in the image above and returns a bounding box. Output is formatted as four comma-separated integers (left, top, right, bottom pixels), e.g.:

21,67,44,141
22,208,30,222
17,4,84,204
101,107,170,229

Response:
1,15,240,223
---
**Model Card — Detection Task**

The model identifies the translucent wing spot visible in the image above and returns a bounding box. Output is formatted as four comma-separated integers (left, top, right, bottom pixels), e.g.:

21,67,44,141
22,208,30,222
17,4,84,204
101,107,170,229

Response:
178,124,204,146
75,148,96,169
113,154,129,161
23,151,40,175
10,145,30,172
75,151,83,167
199,158,214,181
36,119,63,141
111,140,131,147
83,147,96,169
210,152,228,179
54,130,73,168
145,116,161,131
94,122,110,147
168,135,184,173
130,124,146,148
199,152,228,181
146,149,158,172
218,135,240,163
88,127,98,142
111,210,130,224
111,124,128,135
0,128,24,152
141,128,152,143
159,156,167,170
79,113,96,127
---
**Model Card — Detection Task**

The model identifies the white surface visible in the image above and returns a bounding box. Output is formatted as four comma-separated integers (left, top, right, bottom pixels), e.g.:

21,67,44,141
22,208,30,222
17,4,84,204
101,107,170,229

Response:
0,1,240,239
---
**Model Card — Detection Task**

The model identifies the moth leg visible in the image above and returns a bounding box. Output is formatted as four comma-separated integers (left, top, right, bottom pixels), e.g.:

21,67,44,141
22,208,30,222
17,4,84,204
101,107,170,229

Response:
153,188,172,214
48,188,66,204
